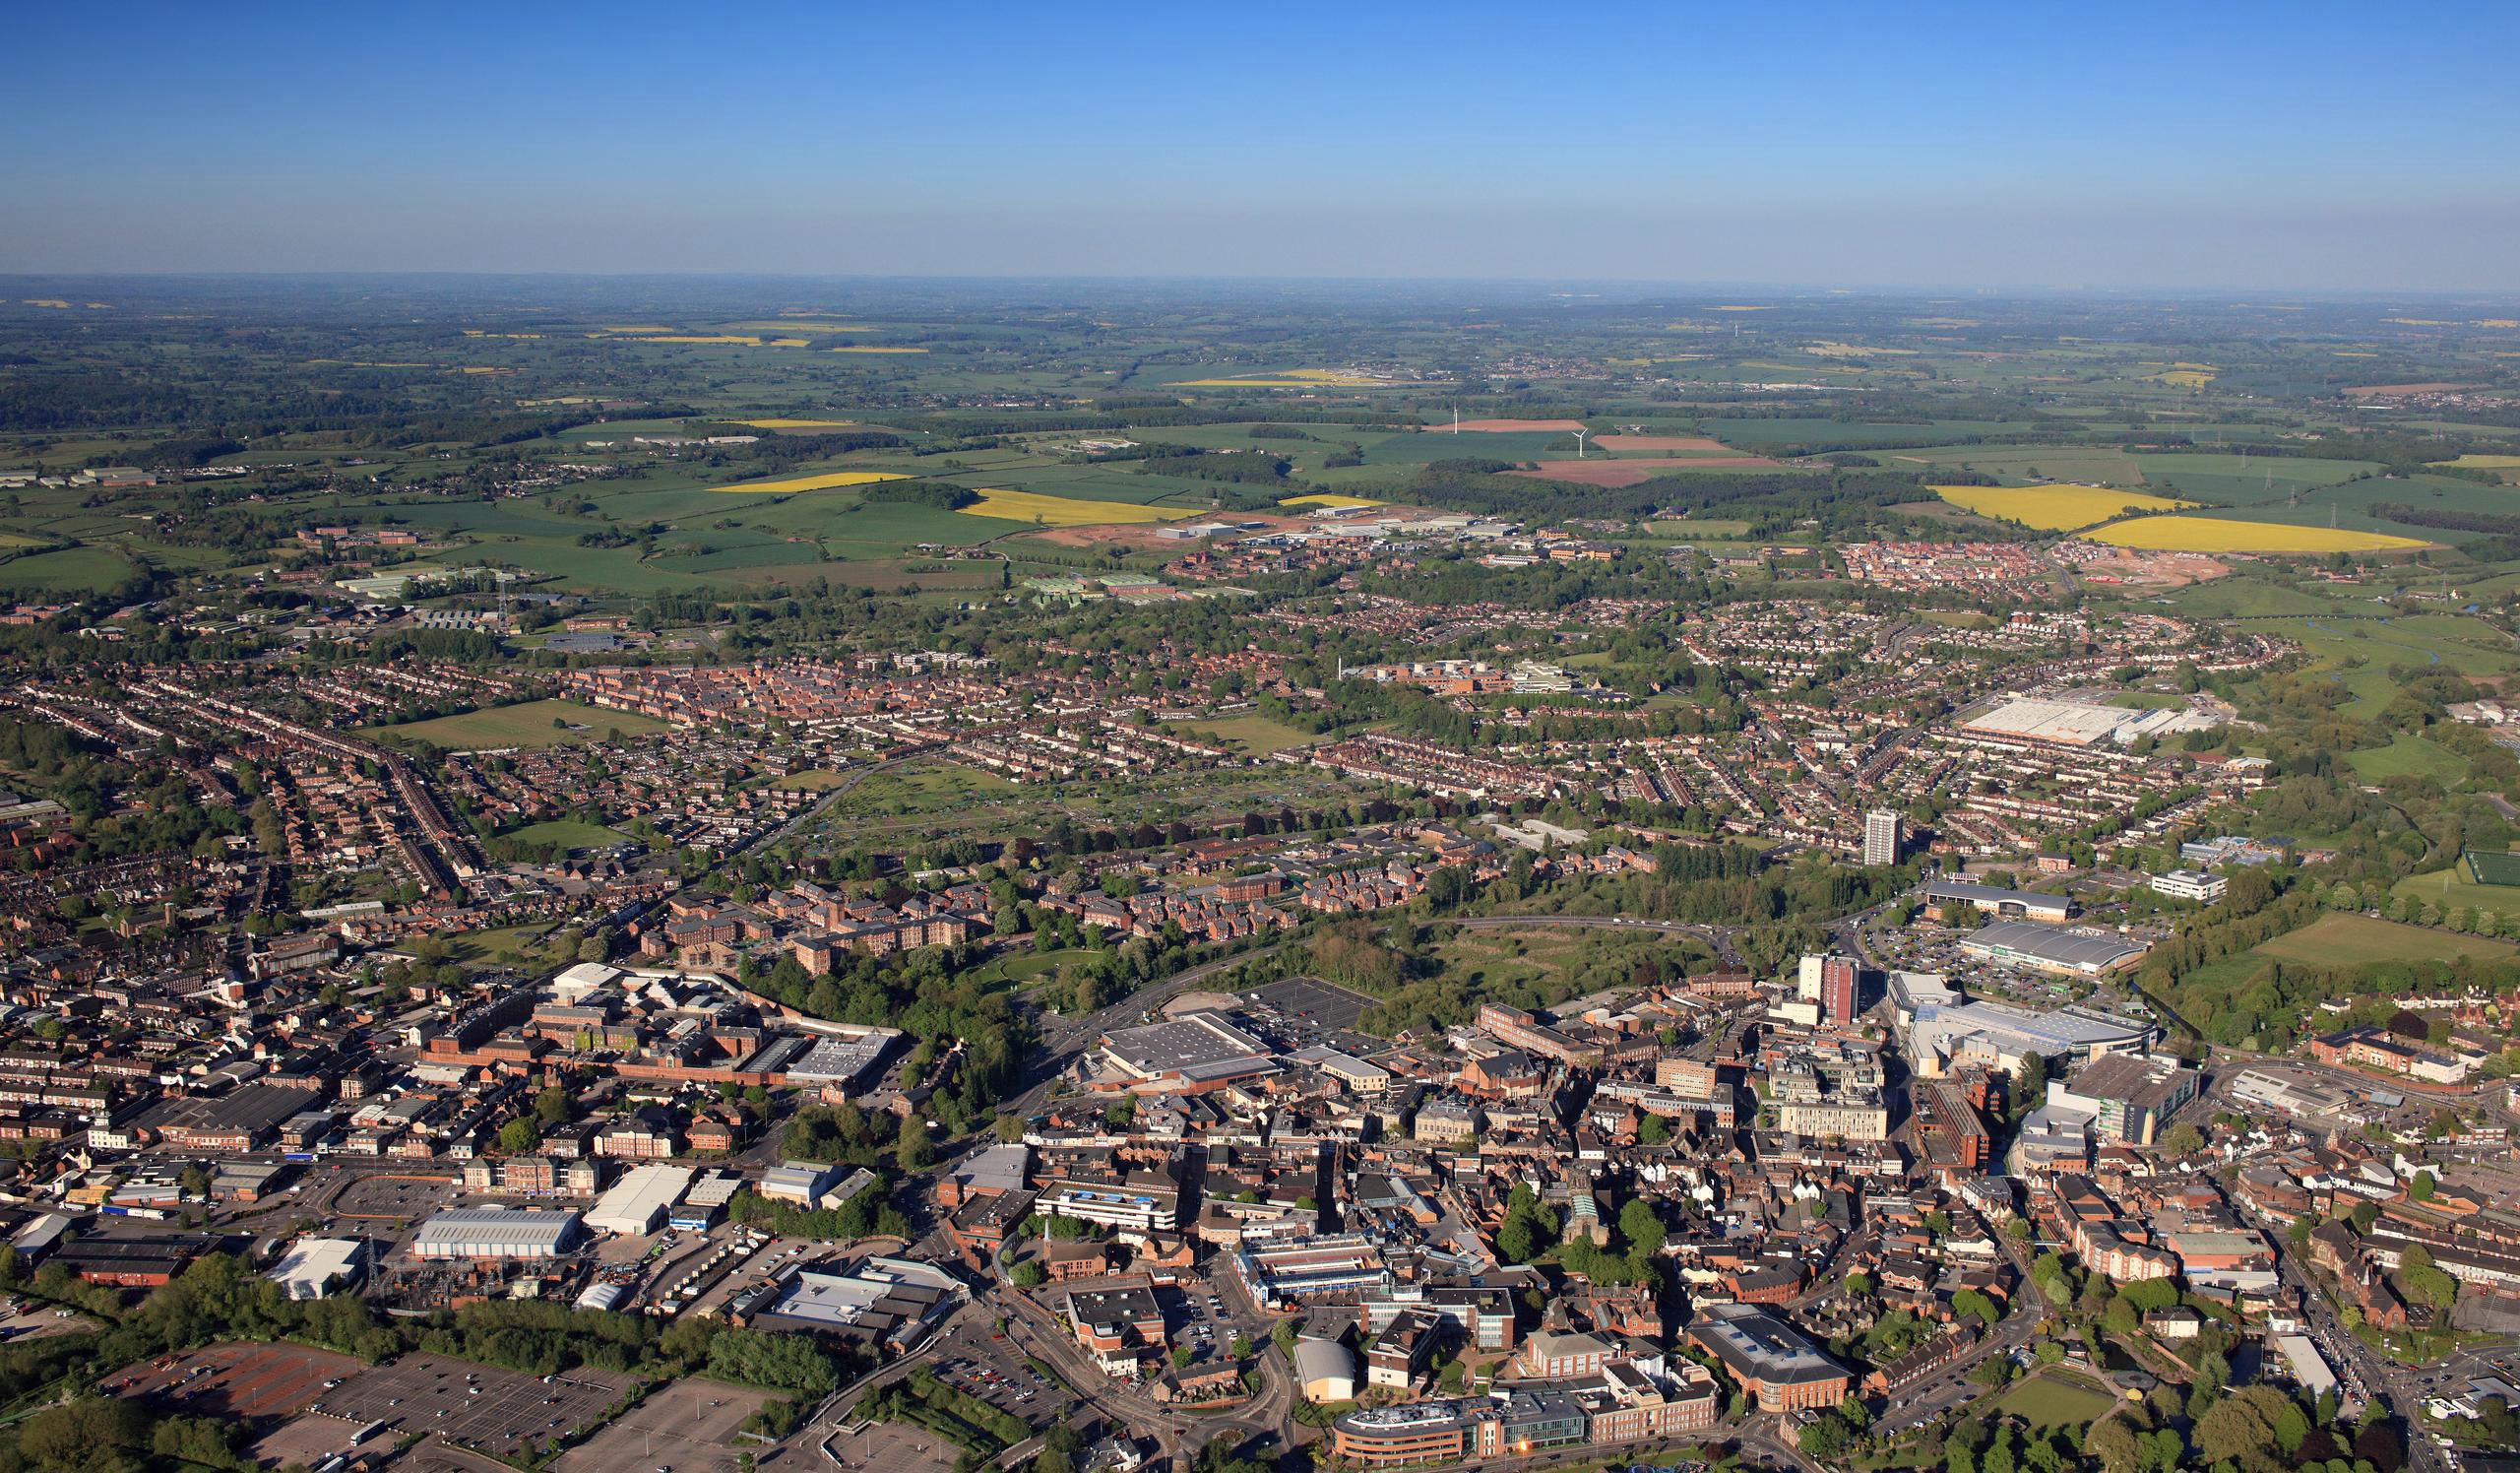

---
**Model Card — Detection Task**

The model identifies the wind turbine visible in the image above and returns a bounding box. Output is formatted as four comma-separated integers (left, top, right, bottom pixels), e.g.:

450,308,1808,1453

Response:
1453,406,1461,435
1573,428,1591,460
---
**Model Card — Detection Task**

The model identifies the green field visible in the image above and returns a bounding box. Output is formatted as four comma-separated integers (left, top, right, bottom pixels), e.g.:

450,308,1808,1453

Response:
0,545,140,593
448,921,566,968
838,761,1024,813
2230,612,2520,713
362,698,671,750
2252,912,2517,968
1166,714,1322,755
1896,443,2152,486
2345,733,2470,784
1361,430,1576,465
2126,451,2377,505
499,818,630,852
967,947,1102,993
1993,1372,2122,1430
1701,417,2044,449
2392,865,2520,922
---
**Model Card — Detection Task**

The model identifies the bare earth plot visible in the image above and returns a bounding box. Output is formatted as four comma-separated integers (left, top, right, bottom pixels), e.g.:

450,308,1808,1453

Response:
1503,461,1663,487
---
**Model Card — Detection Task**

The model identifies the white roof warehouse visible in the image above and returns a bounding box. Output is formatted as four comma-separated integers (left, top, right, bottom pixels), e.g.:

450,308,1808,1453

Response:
410,1206,584,1260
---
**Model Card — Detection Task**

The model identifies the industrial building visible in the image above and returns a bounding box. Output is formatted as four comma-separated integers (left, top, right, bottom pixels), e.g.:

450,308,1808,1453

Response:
586,1162,693,1236
745,1255,966,1351
268,1237,369,1301
1096,1011,1279,1091
761,1159,873,1209
2045,1055,2200,1145
1920,881,2072,925
1962,694,2217,749
1959,921,2149,977
2151,869,2229,903
782,1025,905,1092
2229,1069,2354,1120
1903,993,2156,1075
410,1206,584,1260
674,1171,741,1230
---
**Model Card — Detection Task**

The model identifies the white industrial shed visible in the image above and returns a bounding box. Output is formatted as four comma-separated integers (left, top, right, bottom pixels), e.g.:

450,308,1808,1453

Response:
268,1237,368,1301
410,1207,583,1260
586,1163,693,1236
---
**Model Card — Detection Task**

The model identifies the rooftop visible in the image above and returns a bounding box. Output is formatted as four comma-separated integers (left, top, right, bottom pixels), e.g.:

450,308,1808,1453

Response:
1101,1011,1275,1082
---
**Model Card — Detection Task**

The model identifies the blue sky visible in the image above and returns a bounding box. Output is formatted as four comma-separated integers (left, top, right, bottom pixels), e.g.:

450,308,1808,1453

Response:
5,0,2516,288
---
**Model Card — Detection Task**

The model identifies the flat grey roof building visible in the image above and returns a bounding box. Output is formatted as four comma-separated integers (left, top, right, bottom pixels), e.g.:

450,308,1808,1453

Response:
410,1206,583,1259
1099,1012,1276,1085
1685,1301,1848,1387
1961,921,2149,975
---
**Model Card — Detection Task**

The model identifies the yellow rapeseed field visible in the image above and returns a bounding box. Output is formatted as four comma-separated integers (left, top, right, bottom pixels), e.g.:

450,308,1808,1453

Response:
2431,455,2520,469
1279,493,1386,509
1929,484,2194,531
712,471,910,494
2143,362,2217,388
958,488,1194,526
739,418,857,429
1176,369,1420,388
726,321,881,334
2084,517,2429,553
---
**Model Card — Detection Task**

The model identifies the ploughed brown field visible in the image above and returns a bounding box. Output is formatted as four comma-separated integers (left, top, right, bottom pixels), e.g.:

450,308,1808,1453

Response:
1503,461,1663,486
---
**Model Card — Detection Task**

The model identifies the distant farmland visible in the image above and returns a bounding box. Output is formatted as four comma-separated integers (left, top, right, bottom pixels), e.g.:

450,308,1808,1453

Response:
1931,484,2195,531
2084,516,2428,553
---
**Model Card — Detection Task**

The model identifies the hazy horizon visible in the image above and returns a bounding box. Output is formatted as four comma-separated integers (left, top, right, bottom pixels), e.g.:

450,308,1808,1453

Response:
6,0,2517,290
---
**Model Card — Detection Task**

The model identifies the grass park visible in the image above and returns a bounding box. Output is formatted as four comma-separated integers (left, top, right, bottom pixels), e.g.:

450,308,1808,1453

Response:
2389,865,2520,924
497,818,630,853
2250,913,2518,969
1166,713,1323,755
361,698,671,751
1992,1371,2123,1431
2344,733,2471,784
